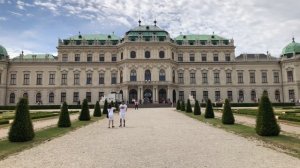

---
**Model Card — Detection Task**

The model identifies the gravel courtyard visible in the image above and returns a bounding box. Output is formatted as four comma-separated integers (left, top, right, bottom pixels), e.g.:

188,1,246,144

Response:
0,108,299,168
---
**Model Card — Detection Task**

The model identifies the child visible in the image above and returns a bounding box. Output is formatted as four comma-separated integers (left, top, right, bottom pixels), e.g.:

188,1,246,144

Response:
108,104,115,128
119,101,127,127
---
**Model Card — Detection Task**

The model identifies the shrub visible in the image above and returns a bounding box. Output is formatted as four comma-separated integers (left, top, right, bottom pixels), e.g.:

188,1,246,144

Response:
78,99,91,121
93,101,101,117
58,102,71,127
110,101,114,108
180,101,185,111
186,99,192,113
222,99,235,124
0,119,9,125
194,100,201,115
176,100,181,110
8,98,35,142
256,92,280,136
204,99,214,118
103,99,108,114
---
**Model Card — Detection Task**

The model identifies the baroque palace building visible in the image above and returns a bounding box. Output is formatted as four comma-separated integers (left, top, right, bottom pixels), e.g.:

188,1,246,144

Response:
0,21,300,105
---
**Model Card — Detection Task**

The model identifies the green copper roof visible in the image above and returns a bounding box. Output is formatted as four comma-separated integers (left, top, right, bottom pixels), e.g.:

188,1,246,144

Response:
282,39,300,56
175,34,228,41
130,25,165,32
126,25,169,36
14,54,56,60
0,45,8,60
68,34,120,41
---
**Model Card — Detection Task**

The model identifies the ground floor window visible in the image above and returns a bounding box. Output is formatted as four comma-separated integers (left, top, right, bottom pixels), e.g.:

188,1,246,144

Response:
61,92,66,103
73,92,79,103
86,92,92,102
9,93,15,104
238,90,244,103
215,91,220,102
251,90,256,102
36,92,42,104
275,90,280,102
289,89,295,102
191,91,196,99
203,91,208,102
227,91,232,101
49,92,54,103
99,92,104,101
179,91,184,101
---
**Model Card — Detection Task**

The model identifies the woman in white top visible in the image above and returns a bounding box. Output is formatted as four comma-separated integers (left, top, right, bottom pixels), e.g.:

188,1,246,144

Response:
119,101,127,127
108,104,115,128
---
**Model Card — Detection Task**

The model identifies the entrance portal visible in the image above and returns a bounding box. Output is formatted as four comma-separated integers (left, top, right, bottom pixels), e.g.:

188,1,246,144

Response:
143,89,152,104
173,90,176,103
129,89,137,104
159,89,167,103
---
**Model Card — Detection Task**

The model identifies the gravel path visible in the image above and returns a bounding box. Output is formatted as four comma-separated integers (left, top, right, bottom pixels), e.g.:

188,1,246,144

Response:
0,113,79,139
214,111,300,136
0,108,299,168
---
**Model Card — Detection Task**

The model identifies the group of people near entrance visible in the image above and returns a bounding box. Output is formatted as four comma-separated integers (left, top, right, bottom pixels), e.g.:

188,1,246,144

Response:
107,101,127,128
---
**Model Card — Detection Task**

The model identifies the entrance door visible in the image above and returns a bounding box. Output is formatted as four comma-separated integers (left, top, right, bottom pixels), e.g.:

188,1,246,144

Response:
129,89,137,104
173,90,176,103
159,89,167,103
143,89,152,104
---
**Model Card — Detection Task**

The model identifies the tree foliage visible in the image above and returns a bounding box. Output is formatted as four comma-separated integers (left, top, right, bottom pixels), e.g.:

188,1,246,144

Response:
194,100,201,115
93,101,101,117
79,99,91,121
58,102,71,127
222,99,235,124
204,99,214,118
8,98,35,142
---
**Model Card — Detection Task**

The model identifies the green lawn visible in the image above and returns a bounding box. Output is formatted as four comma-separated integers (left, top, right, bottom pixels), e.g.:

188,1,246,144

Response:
0,116,103,160
178,110,300,159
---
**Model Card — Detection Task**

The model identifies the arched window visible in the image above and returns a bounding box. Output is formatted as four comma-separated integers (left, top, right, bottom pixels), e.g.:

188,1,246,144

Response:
172,52,174,60
238,90,244,102
159,51,165,58
159,69,165,81
9,93,15,103
251,90,256,102
145,69,151,81
36,92,42,103
49,92,54,103
130,51,136,58
121,52,123,60
145,51,151,58
23,92,28,99
130,70,137,81
275,90,280,102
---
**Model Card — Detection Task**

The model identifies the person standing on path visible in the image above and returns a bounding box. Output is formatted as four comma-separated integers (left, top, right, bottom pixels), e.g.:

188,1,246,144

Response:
134,100,138,110
108,104,115,128
119,101,127,127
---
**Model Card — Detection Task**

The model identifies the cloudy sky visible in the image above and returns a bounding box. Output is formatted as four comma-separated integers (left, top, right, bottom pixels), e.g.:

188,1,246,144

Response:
0,0,299,58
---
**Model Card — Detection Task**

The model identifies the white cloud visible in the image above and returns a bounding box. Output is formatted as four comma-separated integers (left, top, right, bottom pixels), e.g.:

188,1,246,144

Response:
0,16,6,21
5,0,300,56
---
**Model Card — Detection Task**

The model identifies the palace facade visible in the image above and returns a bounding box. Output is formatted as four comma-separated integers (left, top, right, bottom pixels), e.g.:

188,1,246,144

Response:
0,22,300,105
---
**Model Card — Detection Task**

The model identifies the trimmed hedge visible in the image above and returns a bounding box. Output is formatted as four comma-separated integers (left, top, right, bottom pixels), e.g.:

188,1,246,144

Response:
9,98,35,142
193,100,201,115
256,92,280,136
176,100,181,110
57,102,71,127
222,99,235,124
186,99,192,113
78,99,91,121
0,119,9,125
278,115,300,122
93,101,101,117
180,101,186,111
204,99,215,118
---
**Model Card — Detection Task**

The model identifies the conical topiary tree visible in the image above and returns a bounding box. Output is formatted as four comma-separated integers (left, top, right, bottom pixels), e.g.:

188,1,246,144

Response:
256,92,280,136
204,99,214,118
194,100,201,115
186,99,192,113
79,99,91,121
176,100,181,110
103,99,108,115
58,102,71,127
110,101,114,108
93,101,101,117
222,99,235,124
180,100,185,111
8,98,35,142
